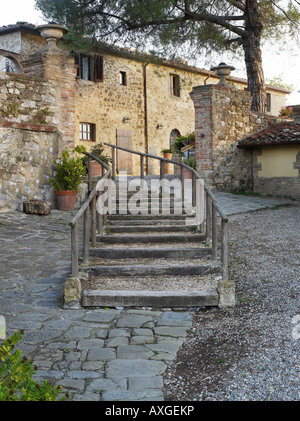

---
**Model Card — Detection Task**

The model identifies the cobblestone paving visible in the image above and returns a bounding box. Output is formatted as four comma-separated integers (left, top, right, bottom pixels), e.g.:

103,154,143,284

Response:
0,193,292,401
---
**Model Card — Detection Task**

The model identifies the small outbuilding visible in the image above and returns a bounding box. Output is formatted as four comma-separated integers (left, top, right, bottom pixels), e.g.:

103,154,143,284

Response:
238,122,300,199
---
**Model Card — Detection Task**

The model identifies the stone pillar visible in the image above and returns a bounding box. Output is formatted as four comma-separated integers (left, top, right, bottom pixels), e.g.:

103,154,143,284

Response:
21,24,77,149
41,50,77,149
189,84,217,185
189,82,258,189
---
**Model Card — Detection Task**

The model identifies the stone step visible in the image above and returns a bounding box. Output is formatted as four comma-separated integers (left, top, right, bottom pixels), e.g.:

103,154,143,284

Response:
89,247,211,259
107,214,195,221
106,225,198,233
107,219,189,226
85,263,220,277
82,289,219,308
97,234,205,243
105,209,195,216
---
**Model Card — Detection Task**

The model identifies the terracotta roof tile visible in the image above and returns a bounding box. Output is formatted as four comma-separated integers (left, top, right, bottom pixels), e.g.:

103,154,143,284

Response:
238,122,300,148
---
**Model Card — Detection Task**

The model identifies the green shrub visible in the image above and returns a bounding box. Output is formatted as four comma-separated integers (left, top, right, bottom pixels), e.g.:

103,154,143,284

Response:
0,330,68,401
183,156,196,169
50,146,87,191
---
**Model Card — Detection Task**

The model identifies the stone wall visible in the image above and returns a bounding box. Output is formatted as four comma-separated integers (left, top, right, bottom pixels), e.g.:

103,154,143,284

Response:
190,84,274,191
75,55,220,175
0,54,76,211
0,71,58,125
0,124,63,211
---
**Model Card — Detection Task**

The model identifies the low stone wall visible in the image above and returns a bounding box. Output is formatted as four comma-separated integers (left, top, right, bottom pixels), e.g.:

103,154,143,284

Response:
253,176,300,199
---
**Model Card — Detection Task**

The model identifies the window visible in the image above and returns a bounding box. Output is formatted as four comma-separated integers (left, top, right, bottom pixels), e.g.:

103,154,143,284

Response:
266,93,271,112
79,123,96,141
75,54,103,81
169,74,180,97
119,71,127,86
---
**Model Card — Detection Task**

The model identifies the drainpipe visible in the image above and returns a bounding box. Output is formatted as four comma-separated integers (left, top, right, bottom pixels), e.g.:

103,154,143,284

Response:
143,63,149,174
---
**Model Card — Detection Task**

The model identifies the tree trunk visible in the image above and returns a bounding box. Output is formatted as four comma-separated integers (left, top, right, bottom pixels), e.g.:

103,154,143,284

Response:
243,0,266,114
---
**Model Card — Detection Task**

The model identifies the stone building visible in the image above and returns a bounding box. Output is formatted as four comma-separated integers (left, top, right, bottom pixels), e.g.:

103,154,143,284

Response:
190,82,300,198
0,22,291,210
238,122,300,198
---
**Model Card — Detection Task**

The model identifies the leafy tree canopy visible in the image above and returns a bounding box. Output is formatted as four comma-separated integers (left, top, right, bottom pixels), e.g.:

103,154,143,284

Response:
35,0,300,112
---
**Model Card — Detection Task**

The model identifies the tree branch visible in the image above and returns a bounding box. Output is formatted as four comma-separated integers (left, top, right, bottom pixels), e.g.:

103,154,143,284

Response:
227,0,246,12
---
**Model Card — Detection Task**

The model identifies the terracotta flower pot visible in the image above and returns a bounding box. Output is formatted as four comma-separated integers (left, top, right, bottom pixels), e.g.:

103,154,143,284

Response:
163,153,173,174
183,168,193,179
55,191,77,211
89,160,102,177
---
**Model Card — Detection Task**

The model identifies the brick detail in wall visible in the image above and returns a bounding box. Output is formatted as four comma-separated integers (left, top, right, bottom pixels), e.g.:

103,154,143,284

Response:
190,84,272,190
21,50,77,149
42,52,77,149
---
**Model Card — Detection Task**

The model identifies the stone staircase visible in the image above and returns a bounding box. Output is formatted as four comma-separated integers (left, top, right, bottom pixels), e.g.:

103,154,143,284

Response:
80,179,221,309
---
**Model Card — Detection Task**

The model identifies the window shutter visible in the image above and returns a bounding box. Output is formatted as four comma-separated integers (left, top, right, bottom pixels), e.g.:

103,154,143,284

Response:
74,54,81,78
94,55,103,81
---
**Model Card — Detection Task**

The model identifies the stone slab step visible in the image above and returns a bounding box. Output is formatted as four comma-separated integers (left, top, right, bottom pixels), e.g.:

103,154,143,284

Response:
107,219,189,226
106,225,197,233
107,214,195,221
85,263,220,276
97,234,205,243
82,289,219,308
89,247,212,259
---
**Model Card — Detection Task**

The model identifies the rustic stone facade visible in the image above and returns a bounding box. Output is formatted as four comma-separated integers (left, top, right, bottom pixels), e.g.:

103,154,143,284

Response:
0,125,63,211
190,84,274,190
0,46,76,210
0,22,291,210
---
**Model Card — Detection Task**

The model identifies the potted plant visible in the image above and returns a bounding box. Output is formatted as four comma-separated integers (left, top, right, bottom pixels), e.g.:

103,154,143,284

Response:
161,148,173,174
173,133,195,152
161,148,173,159
279,106,293,119
83,143,111,177
183,156,196,179
50,145,87,210
172,138,185,156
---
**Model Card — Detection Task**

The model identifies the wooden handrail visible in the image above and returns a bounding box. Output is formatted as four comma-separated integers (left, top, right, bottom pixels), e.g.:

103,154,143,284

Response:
69,146,229,282
69,152,112,277
104,142,229,282
104,142,228,222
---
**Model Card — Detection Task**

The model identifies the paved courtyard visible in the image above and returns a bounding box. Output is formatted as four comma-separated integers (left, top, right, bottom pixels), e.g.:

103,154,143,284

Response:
0,192,292,401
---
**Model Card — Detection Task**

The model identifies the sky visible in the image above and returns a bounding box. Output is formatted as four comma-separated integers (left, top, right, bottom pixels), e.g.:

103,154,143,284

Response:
1,0,300,105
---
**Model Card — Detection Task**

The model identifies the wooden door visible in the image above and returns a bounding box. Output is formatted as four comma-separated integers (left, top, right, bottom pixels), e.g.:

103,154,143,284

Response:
116,129,132,174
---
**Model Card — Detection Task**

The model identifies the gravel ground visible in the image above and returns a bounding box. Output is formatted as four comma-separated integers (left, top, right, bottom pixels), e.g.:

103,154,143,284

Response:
163,203,300,401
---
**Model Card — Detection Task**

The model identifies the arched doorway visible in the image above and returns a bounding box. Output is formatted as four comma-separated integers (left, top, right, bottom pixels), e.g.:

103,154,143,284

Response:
0,55,23,74
169,129,181,175
169,129,181,150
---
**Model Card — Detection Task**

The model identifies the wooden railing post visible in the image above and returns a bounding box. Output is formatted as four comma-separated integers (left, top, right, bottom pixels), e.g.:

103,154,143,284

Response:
192,173,196,208
88,157,92,193
91,194,97,247
71,222,79,277
181,167,184,205
160,160,164,180
111,146,115,180
221,219,229,281
212,205,217,261
205,193,212,245
140,155,144,180
97,190,104,235
83,204,90,264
